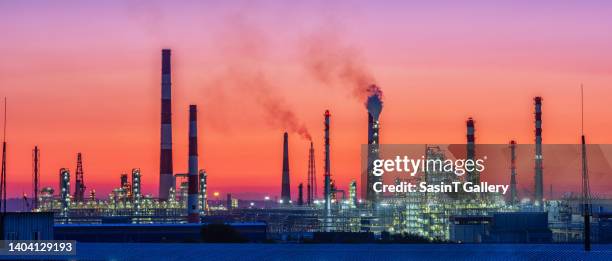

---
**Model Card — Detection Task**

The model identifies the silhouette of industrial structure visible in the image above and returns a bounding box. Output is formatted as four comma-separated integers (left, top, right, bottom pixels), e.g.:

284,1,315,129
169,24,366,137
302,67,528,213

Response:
2,50,604,245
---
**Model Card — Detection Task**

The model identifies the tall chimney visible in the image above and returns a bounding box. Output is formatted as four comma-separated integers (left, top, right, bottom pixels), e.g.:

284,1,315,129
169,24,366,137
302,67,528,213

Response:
366,92,382,205
33,146,40,210
324,110,332,217
159,49,174,200
307,141,316,205
466,117,478,184
298,183,304,206
281,132,291,204
187,105,200,223
534,96,543,210
510,140,518,206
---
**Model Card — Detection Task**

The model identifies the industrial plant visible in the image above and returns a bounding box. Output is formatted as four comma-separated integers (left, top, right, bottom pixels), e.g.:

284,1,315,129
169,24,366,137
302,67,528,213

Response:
2,49,610,246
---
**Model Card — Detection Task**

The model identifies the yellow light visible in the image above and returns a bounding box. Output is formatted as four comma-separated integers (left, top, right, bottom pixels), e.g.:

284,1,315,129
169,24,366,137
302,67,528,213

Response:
213,192,220,197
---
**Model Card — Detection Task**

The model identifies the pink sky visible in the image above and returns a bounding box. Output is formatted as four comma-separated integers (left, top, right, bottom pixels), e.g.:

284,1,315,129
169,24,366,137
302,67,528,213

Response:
1,1,612,199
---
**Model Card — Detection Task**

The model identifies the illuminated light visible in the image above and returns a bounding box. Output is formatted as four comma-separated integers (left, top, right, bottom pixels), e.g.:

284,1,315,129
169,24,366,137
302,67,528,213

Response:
264,196,270,200
279,199,284,204
250,202,255,206
213,192,220,197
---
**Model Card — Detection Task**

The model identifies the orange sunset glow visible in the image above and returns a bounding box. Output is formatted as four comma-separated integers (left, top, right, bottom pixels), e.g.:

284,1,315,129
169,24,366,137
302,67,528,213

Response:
2,1,612,200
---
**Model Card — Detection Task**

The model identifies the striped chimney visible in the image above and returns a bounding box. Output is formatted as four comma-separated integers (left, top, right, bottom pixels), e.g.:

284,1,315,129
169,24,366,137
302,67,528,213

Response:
466,117,478,184
159,49,174,200
534,96,543,210
187,105,200,223
324,110,331,217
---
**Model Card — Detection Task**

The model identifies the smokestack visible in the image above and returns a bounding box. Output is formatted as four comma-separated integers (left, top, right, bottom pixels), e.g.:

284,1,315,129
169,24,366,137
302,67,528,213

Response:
466,118,479,184
510,140,518,206
159,49,174,201
366,88,382,205
281,132,291,204
534,96,543,210
307,141,316,205
187,105,200,223
298,183,304,206
33,146,40,210
324,110,332,217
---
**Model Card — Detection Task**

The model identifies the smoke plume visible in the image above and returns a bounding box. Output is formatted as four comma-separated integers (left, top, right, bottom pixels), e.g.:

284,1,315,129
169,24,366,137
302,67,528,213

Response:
202,15,311,140
301,29,383,107
242,69,312,141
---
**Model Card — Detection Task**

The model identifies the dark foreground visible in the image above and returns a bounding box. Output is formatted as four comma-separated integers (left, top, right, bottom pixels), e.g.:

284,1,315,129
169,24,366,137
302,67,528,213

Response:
2,243,612,260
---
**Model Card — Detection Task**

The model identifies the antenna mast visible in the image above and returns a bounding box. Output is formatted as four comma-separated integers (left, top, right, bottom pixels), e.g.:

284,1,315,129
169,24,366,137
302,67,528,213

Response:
33,146,40,210
1,98,7,213
74,153,85,202
580,84,591,251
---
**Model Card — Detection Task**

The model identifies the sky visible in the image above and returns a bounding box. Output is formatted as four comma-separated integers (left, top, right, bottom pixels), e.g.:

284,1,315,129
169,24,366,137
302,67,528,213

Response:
1,0,612,200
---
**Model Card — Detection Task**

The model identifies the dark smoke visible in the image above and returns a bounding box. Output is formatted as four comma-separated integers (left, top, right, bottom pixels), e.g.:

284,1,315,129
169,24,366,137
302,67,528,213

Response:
203,66,311,140
246,70,312,141
202,15,311,140
301,29,383,106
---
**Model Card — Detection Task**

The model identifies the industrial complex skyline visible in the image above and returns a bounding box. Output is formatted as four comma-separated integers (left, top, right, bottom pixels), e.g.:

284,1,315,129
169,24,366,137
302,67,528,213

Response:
2,1,612,200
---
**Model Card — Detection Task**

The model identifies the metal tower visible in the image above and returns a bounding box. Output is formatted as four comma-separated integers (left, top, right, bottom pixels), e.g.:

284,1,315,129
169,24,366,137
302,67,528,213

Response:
59,168,70,216
199,169,207,214
132,168,142,215
349,179,357,207
580,86,591,251
0,98,7,214
74,152,86,202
